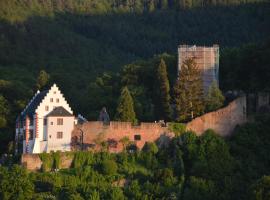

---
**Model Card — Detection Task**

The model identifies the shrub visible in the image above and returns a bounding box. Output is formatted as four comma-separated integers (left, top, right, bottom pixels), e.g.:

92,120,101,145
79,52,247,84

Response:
168,123,186,136
100,160,118,175
39,153,54,172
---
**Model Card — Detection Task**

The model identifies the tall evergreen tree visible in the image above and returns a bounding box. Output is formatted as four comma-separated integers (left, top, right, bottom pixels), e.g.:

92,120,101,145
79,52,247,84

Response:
173,58,204,122
205,80,225,112
115,86,137,123
36,70,50,90
156,58,172,121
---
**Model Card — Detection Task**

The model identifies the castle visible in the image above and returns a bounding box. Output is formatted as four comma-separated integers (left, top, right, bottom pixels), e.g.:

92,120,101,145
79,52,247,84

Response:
16,44,254,155
178,44,219,92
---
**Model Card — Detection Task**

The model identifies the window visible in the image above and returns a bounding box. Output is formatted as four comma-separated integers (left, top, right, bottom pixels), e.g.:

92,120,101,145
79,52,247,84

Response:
54,91,56,94
57,118,63,125
50,122,53,125
50,98,53,102
44,119,47,125
29,130,34,140
45,106,49,111
56,98,59,103
57,132,63,139
134,135,141,141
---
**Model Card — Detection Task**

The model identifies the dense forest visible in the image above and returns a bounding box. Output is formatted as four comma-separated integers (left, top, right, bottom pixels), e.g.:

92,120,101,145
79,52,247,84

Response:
0,115,270,200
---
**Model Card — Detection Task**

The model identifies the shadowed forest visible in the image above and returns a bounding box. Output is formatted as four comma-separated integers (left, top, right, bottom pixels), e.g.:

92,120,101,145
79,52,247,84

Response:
0,1,270,199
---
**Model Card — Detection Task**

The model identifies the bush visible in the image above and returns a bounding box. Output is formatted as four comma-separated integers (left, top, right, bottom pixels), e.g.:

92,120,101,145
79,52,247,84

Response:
100,160,118,175
39,153,54,172
168,123,186,136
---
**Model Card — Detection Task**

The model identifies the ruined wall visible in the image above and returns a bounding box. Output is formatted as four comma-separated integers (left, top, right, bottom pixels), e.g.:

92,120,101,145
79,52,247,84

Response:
21,153,74,171
21,154,42,171
186,96,247,136
72,121,174,152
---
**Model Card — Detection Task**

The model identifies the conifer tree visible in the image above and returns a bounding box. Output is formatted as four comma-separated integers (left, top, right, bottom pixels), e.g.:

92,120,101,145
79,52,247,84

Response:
156,58,172,121
173,58,205,122
115,86,137,124
205,81,225,112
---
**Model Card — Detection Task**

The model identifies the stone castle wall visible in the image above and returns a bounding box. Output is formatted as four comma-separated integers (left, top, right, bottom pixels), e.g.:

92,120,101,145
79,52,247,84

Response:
72,121,174,152
21,153,73,171
21,96,248,170
186,96,247,136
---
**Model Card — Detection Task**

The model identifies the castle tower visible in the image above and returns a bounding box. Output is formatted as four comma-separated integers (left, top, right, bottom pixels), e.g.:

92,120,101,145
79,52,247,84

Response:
178,44,219,92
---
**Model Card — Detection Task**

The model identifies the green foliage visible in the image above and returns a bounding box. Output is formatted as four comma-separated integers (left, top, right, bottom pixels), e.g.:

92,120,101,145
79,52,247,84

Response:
156,58,172,121
0,95,9,128
205,81,225,112
100,160,118,175
73,151,94,168
36,70,50,90
142,142,159,154
1,117,270,200
115,86,137,124
39,153,54,172
251,176,270,200
173,58,205,122
0,165,34,200
110,187,125,200
168,122,186,136
154,168,176,187
53,151,61,169
183,176,216,200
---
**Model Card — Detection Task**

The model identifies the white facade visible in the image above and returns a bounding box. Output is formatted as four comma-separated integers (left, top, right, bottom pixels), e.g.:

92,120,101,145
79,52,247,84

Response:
15,84,76,154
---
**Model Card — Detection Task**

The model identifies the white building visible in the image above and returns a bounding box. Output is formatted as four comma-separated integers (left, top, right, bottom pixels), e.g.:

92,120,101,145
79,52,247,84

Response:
15,84,76,154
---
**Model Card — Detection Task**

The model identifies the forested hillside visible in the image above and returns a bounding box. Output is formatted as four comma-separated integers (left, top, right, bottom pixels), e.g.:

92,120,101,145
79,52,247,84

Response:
0,1,270,153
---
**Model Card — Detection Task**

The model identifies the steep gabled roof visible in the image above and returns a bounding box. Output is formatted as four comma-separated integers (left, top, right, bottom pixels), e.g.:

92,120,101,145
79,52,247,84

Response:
46,106,73,117
21,90,49,119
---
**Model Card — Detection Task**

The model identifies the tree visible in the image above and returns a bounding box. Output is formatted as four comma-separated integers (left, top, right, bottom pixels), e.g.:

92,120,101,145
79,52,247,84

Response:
173,58,205,122
36,70,50,90
156,59,172,121
183,176,216,200
0,95,9,128
142,142,159,154
0,165,34,200
115,87,137,123
205,81,224,112
251,176,270,200
100,160,118,175
119,136,130,151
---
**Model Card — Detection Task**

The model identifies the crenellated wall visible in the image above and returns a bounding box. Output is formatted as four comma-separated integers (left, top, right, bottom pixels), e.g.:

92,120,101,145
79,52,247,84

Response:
72,121,174,152
186,96,247,136
21,96,248,170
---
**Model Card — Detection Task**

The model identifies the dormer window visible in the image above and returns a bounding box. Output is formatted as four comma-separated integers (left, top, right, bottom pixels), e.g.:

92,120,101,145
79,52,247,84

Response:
45,106,49,111
50,98,53,102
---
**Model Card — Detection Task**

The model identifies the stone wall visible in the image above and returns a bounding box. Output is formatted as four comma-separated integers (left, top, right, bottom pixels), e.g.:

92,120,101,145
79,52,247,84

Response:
72,121,174,152
186,96,247,136
21,153,74,171
21,154,42,171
